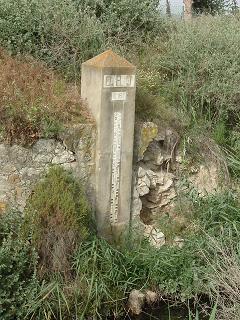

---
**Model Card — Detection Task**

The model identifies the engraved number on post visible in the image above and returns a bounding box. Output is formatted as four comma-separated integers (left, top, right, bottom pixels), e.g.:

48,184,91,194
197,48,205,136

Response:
111,92,127,101
104,75,135,88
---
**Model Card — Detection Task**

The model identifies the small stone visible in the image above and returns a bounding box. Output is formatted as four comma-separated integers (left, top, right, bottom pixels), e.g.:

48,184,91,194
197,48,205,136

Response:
8,174,21,184
157,178,174,193
145,290,158,305
137,185,149,197
33,153,53,164
174,236,184,248
137,174,150,196
52,151,75,164
154,129,166,142
128,290,145,315
139,174,150,188
16,187,23,198
176,155,183,163
32,139,56,154
2,164,17,174
143,141,164,165
138,166,146,178
144,225,165,248
146,169,157,188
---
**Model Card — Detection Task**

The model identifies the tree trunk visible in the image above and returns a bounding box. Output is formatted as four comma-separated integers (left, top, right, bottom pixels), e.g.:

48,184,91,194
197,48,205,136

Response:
183,0,193,20
232,0,238,14
166,0,171,17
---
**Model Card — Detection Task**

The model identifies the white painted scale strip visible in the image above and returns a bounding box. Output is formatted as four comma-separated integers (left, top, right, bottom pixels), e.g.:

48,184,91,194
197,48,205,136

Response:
110,111,122,224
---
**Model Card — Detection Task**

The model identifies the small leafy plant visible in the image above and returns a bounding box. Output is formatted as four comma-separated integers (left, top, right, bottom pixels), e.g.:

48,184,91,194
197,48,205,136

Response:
23,166,91,278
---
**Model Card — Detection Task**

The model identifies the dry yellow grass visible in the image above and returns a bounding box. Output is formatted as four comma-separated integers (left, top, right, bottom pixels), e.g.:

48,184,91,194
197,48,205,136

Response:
0,49,92,144
203,235,240,320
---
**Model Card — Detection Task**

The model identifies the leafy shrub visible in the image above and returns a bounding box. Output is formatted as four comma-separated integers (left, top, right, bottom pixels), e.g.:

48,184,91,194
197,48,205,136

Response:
0,0,105,79
24,166,91,278
0,0,165,79
83,0,164,36
0,211,38,320
0,210,22,244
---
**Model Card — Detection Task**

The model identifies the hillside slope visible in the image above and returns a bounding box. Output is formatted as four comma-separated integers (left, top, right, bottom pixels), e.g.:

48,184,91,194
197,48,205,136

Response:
0,49,92,145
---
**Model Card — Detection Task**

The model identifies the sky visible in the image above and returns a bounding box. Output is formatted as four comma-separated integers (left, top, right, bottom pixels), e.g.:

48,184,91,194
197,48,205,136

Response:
159,0,240,15
159,0,184,15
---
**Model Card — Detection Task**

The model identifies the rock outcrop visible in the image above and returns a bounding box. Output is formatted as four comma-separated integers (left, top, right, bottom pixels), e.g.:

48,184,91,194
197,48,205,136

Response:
132,121,228,247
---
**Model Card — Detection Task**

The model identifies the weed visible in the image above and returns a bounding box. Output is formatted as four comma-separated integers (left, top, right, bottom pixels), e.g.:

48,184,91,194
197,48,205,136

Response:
203,235,240,320
0,211,38,320
23,166,91,279
1,190,239,319
157,16,240,146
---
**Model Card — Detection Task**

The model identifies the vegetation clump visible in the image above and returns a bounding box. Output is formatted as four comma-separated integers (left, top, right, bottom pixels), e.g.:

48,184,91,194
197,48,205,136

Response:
24,166,91,278
0,0,165,79
1,177,240,319
0,49,92,145
0,211,38,320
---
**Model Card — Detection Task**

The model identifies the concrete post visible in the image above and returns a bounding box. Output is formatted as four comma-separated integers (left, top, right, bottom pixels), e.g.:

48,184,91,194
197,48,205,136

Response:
81,50,136,238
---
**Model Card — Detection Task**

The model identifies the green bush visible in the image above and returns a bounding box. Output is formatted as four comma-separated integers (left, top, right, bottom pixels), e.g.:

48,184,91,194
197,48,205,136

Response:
0,0,105,79
0,0,165,80
24,166,91,278
82,0,164,35
0,211,38,320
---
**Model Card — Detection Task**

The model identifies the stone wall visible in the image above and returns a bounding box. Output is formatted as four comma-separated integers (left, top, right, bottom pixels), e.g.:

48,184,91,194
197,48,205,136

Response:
0,119,227,240
0,124,96,213
132,123,179,223
131,122,228,247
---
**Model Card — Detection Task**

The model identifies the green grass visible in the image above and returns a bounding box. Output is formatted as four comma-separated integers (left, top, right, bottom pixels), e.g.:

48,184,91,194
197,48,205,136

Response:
1,189,240,319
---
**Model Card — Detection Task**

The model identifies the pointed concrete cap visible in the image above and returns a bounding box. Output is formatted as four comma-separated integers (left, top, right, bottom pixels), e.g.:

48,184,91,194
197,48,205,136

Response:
82,50,135,69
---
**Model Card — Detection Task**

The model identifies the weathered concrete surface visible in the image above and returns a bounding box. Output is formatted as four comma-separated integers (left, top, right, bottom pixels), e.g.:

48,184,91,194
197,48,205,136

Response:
0,124,95,212
81,50,136,237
